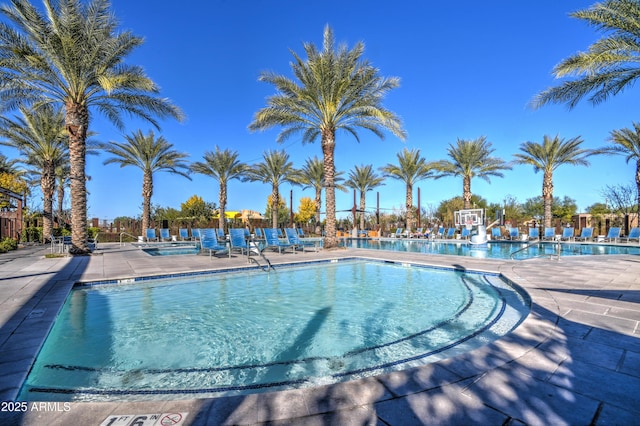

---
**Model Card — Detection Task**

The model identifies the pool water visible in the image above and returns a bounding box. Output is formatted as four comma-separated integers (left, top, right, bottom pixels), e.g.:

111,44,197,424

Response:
341,239,640,259
20,260,529,401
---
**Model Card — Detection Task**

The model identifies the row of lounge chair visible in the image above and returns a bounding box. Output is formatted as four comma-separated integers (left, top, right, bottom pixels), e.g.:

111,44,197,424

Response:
385,225,640,244
143,227,319,258
491,226,639,243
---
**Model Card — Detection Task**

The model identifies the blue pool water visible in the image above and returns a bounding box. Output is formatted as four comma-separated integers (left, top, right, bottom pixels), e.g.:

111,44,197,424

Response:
140,243,200,256
341,239,640,259
20,259,530,401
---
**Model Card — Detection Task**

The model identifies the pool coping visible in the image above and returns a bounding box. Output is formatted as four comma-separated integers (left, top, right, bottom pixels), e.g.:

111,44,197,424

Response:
1,243,639,425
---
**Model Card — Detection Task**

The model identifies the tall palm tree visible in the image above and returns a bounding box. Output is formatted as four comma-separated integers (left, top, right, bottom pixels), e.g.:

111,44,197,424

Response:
380,148,434,231
294,156,346,233
533,0,640,109
513,135,595,228
0,153,22,175
0,105,67,242
55,163,70,226
432,137,511,210
190,146,247,231
344,164,385,231
249,25,406,248
101,130,190,232
606,123,640,215
244,150,298,228
0,0,183,254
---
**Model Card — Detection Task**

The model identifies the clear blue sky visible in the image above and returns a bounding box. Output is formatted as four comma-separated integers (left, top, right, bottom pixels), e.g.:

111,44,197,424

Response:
6,1,638,221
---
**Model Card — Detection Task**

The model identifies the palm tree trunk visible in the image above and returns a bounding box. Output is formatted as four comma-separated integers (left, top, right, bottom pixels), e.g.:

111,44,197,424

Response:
314,186,322,234
359,191,366,231
405,184,414,231
271,187,279,228
41,161,55,243
463,176,472,210
66,102,89,254
322,130,337,249
56,182,64,227
142,170,153,232
542,171,554,228
219,180,227,231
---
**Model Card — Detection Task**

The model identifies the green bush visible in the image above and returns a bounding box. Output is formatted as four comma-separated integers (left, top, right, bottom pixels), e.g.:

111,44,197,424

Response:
0,237,18,252
22,227,43,243
88,227,100,239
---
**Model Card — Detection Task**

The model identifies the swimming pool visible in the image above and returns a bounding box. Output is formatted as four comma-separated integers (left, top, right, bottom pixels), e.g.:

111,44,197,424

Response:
138,242,200,256
19,259,530,401
341,239,640,259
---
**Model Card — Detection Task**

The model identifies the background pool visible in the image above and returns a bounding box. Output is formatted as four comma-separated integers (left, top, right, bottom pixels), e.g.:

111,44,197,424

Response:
19,260,529,401
341,239,640,259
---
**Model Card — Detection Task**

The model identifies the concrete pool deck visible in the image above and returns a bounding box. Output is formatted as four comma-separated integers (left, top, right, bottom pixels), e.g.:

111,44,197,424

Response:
0,241,638,425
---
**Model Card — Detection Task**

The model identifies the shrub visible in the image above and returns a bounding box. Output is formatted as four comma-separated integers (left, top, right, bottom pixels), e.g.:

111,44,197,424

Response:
22,227,43,243
0,237,18,252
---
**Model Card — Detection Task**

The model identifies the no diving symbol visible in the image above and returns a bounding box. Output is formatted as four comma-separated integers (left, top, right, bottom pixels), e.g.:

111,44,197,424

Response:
160,413,182,426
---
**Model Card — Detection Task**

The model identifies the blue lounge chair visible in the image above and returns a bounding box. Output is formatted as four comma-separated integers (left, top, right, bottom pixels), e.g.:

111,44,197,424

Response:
179,228,190,241
391,228,403,238
145,228,158,242
574,227,593,242
277,228,285,238
216,228,226,241
509,227,520,240
621,227,640,243
254,227,264,240
285,228,318,252
560,227,574,241
491,227,502,240
604,227,621,243
200,229,228,258
160,228,171,241
297,228,305,237
445,228,455,239
263,228,294,254
411,227,424,238
460,228,470,239
191,228,202,241
542,227,555,241
528,227,539,240
229,228,250,257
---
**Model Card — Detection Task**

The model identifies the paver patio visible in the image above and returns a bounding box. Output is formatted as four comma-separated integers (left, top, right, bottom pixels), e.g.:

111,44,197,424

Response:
0,241,638,425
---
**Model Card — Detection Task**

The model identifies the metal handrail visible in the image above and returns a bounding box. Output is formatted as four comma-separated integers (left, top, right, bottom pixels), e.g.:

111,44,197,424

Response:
119,232,138,247
510,241,562,260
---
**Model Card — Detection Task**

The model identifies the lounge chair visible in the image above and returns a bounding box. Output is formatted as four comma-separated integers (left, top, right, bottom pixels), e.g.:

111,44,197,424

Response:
411,227,424,238
145,228,158,242
88,232,99,251
160,228,171,242
574,227,593,242
191,228,202,241
200,230,228,258
604,227,621,243
263,228,295,254
542,228,555,241
460,227,470,239
490,227,502,240
445,228,455,239
390,228,403,238
254,227,264,240
277,228,285,238
285,228,318,252
216,228,226,241
560,227,574,241
229,228,250,258
620,227,640,243
528,227,539,241
509,227,520,240
179,228,190,241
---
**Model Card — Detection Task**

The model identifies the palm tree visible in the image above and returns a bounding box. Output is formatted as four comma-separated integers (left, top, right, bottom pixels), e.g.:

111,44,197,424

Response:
513,135,595,228
533,0,640,109
190,147,247,231
294,156,346,234
344,164,385,231
55,164,70,226
244,150,298,228
0,153,22,175
0,105,67,242
249,25,406,248
101,130,190,232
432,137,512,210
0,0,183,254
606,123,640,215
380,148,434,232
